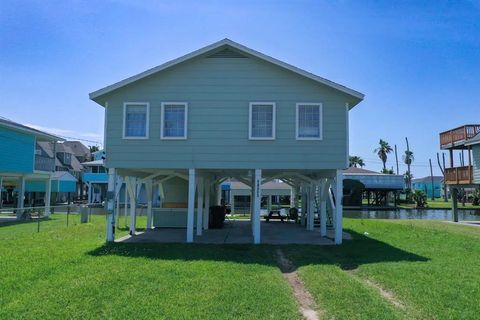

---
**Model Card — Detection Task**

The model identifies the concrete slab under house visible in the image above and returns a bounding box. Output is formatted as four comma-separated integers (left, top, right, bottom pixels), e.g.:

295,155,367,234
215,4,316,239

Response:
89,38,365,245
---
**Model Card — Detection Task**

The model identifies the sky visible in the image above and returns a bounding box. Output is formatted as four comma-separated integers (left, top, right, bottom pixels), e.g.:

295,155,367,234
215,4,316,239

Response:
1,0,479,178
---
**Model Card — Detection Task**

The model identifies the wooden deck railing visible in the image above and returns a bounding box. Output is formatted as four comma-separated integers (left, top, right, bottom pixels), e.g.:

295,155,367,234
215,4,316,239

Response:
440,125,480,147
444,166,473,185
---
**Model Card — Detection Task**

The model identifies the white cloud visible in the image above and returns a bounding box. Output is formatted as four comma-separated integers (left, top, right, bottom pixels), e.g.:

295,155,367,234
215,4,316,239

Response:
25,124,104,146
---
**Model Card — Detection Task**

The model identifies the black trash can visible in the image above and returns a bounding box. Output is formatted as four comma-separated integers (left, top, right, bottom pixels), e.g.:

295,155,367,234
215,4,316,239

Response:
209,205,226,229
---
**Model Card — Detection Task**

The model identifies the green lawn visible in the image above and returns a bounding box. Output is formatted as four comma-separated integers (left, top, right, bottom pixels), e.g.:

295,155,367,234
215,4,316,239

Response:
1,215,479,319
398,198,480,209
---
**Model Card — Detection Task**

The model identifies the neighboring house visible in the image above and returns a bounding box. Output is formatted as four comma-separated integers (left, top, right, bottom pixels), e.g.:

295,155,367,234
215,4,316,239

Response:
37,141,91,198
0,117,63,217
63,141,91,163
343,167,405,207
25,171,77,204
89,38,364,244
223,180,292,215
412,176,444,198
81,159,108,203
439,125,480,220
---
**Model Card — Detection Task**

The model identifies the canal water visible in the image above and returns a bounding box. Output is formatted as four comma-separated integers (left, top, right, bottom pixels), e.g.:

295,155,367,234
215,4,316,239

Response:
344,209,480,221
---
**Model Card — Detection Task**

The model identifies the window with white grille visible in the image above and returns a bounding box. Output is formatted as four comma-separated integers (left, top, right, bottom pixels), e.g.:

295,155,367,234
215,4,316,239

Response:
161,103,188,139
249,102,276,140
296,103,322,140
123,103,149,139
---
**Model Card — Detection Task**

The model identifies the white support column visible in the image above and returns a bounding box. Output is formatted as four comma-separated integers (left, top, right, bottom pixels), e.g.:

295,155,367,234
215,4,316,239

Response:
267,195,272,212
16,176,25,219
320,180,327,237
106,168,116,242
125,177,137,235
308,183,315,231
290,187,296,208
334,170,343,245
216,183,222,206
203,179,210,230
87,183,92,204
124,185,128,226
158,182,165,207
116,189,120,225
187,169,196,243
301,183,307,227
294,185,300,208
0,176,3,209
44,176,52,217
146,179,153,230
253,169,262,244
196,176,204,236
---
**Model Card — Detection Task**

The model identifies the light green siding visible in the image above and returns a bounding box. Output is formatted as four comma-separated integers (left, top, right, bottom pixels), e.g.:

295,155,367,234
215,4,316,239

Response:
103,55,350,170
473,145,480,184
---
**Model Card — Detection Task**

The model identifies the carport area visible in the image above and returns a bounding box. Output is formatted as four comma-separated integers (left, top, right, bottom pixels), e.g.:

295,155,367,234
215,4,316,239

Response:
104,168,346,245
117,220,351,245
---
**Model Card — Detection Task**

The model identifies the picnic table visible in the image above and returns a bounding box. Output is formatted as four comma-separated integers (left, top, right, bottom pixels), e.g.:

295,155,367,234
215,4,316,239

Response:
264,210,285,222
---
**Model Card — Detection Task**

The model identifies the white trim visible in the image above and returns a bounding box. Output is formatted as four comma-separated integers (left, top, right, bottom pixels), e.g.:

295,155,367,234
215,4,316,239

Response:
248,102,276,140
345,102,350,168
160,102,188,140
104,101,108,150
0,120,64,141
89,39,364,102
122,102,150,140
295,103,323,140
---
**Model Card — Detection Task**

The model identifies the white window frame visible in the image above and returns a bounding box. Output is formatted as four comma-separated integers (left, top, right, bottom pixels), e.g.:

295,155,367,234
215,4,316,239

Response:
248,102,276,140
161,102,188,140
122,102,150,139
295,103,323,140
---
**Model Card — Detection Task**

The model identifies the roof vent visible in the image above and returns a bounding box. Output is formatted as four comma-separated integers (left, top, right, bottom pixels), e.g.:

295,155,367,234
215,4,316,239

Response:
207,48,247,58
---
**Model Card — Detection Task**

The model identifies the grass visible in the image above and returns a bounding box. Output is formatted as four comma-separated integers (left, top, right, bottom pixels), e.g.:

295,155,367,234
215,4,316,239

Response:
398,198,480,209
1,215,479,319
0,214,299,320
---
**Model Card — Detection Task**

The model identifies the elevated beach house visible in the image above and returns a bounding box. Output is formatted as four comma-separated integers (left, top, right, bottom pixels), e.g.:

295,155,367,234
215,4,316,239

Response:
0,117,64,217
439,124,480,220
89,39,364,244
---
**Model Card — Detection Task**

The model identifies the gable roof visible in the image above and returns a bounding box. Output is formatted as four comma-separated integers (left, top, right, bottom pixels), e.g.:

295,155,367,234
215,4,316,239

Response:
89,38,364,106
63,141,91,158
0,117,64,142
343,167,388,176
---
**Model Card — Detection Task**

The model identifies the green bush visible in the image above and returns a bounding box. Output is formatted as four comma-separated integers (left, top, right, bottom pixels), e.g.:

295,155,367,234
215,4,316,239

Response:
412,190,427,208
473,189,480,206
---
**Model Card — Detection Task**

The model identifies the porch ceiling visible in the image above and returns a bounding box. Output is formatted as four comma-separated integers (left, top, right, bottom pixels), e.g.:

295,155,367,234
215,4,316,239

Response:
115,168,337,185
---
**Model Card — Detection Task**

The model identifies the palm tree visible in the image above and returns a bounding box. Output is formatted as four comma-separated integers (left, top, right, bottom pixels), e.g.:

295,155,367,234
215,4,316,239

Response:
349,156,365,168
374,139,393,170
403,137,414,188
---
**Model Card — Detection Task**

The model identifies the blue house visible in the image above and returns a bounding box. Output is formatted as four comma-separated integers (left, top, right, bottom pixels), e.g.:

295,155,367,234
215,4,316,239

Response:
412,176,444,198
0,117,64,218
81,159,108,203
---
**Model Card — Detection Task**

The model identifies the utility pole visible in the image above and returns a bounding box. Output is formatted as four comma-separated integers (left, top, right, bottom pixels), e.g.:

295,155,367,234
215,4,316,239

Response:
394,144,399,175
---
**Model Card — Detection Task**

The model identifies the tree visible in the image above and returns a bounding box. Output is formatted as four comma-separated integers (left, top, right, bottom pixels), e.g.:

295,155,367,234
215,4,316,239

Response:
89,145,100,153
374,139,393,170
412,190,427,208
403,137,414,189
404,171,413,187
349,156,365,168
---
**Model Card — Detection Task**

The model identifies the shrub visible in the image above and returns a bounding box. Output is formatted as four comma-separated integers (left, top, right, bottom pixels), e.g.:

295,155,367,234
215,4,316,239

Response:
412,190,427,208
